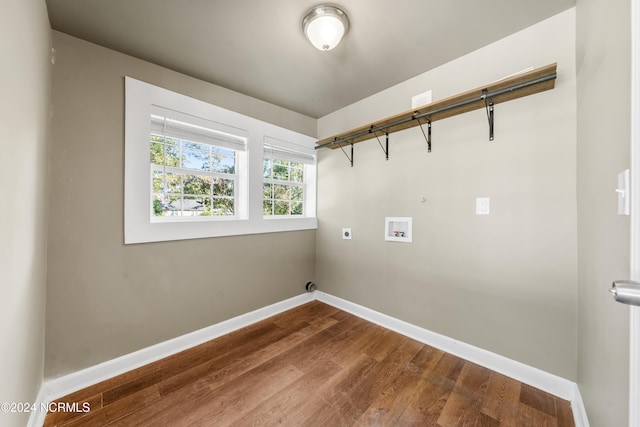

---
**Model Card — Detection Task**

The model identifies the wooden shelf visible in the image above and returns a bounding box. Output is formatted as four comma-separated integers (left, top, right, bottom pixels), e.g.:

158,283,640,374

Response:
316,63,557,150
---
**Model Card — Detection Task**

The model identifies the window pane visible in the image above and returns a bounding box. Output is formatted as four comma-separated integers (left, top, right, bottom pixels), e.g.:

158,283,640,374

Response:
291,186,303,201
152,195,164,216
274,200,289,215
183,175,211,195
211,153,235,173
290,165,303,182
150,140,180,167
165,196,183,216
291,202,303,215
151,141,180,167
213,178,234,196
182,148,209,171
166,173,181,193
165,144,180,167
152,195,167,216
263,159,272,178
263,183,272,198
263,199,273,215
182,196,206,215
273,164,289,180
212,198,234,216
201,196,212,215
152,172,181,194
152,171,165,193
150,141,164,165
273,184,290,200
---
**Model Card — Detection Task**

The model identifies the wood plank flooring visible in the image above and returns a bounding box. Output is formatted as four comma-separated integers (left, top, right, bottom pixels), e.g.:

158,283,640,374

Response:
43,301,575,426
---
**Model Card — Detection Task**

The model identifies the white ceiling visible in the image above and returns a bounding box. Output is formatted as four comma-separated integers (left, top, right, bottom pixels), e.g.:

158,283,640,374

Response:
45,0,575,118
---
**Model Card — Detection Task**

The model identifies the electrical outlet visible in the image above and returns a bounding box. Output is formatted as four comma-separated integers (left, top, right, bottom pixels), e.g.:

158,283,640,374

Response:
342,228,352,239
476,197,490,215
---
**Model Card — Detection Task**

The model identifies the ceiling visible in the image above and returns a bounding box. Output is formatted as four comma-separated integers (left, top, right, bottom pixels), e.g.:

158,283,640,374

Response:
45,0,575,118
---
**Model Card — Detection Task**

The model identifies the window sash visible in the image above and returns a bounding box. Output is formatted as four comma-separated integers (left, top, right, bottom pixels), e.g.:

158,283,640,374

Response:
263,179,305,216
263,172,307,217
151,167,237,218
149,107,242,221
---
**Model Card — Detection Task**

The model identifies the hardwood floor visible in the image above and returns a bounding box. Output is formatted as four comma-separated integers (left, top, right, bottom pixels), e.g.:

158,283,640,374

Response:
44,301,575,426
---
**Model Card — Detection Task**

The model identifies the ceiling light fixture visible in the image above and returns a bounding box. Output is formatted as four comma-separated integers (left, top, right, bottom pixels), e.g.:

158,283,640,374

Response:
302,5,349,51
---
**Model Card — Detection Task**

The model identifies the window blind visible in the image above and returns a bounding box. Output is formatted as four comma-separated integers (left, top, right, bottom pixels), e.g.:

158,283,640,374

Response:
264,140,316,165
151,114,246,152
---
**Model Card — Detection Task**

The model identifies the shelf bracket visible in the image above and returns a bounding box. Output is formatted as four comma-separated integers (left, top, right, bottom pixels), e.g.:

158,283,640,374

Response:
340,143,354,167
417,117,432,153
374,130,389,160
482,89,495,141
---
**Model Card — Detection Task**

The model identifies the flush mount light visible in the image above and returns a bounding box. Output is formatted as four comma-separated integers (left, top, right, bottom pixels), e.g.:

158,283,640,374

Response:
302,5,350,51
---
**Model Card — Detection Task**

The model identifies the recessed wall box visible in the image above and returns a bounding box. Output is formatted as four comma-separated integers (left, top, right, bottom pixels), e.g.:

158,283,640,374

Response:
412,90,432,109
385,217,412,243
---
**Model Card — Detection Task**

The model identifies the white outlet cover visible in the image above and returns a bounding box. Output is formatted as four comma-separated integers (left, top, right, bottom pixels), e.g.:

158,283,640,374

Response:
476,197,490,215
342,228,352,239
617,169,630,215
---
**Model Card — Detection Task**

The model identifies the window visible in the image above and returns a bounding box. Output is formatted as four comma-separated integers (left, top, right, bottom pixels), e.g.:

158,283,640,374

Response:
263,140,315,217
150,109,246,219
125,77,317,244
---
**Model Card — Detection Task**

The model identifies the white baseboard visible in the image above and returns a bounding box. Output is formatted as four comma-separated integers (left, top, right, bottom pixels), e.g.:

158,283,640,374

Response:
26,385,47,427
571,382,590,427
314,291,589,426
43,292,314,402
37,290,589,427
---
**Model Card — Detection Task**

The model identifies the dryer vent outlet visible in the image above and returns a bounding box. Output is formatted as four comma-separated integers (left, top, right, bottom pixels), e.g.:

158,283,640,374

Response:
305,281,317,292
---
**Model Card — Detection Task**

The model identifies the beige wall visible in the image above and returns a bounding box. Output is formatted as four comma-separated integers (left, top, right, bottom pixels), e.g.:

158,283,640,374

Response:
576,0,631,425
0,1,50,426
316,10,578,379
45,32,317,378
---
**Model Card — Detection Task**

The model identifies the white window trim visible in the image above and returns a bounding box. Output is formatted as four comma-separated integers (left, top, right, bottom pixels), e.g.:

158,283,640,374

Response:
125,77,317,244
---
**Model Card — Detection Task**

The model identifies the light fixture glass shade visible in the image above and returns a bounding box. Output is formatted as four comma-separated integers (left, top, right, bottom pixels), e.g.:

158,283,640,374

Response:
302,5,349,51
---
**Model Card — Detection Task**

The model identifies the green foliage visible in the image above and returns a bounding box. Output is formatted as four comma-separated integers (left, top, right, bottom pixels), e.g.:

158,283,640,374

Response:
153,198,164,216
150,136,180,166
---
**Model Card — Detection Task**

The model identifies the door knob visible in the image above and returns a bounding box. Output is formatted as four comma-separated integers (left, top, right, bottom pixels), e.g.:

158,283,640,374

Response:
610,280,640,306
